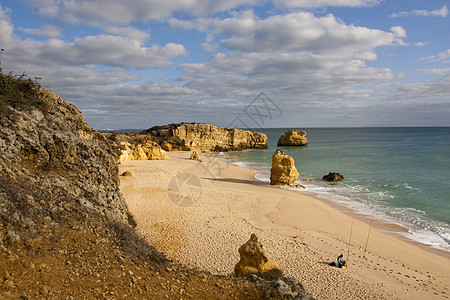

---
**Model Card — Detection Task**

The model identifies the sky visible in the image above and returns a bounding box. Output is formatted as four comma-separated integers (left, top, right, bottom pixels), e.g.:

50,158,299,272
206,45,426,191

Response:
0,0,449,129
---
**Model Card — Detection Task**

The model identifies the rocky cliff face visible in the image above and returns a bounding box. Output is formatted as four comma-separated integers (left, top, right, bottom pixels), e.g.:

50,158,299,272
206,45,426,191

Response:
270,149,300,185
144,123,268,151
277,130,308,146
0,84,131,245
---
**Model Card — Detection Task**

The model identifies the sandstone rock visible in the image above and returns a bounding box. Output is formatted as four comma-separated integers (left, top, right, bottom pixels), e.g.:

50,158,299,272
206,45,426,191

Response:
322,172,344,181
104,133,170,163
144,123,267,151
277,130,308,146
121,171,135,177
189,151,202,162
234,234,283,280
0,77,130,244
119,141,169,163
270,150,299,186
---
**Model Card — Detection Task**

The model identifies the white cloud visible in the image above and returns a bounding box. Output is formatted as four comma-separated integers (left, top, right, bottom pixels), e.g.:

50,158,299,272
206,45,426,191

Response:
420,49,450,62
391,5,448,18
0,5,14,45
178,12,405,104
23,0,261,26
8,35,187,69
20,24,62,38
419,68,450,75
104,26,151,43
212,12,405,55
275,0,381,8
414,5,448,17
397,74,450,99
414,42,428,47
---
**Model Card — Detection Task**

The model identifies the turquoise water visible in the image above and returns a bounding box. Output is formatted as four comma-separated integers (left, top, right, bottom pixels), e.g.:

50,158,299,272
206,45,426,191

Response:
222,127,450,253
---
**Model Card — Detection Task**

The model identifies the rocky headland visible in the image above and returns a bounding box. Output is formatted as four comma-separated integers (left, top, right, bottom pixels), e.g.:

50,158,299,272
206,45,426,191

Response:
143,122,268,151
0,73,312,299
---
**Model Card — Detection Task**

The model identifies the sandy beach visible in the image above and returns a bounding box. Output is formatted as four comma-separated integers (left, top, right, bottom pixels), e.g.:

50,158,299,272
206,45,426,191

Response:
119,151,450,300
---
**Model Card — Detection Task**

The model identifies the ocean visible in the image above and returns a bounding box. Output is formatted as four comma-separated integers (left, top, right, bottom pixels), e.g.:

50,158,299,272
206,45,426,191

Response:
220,127,450,254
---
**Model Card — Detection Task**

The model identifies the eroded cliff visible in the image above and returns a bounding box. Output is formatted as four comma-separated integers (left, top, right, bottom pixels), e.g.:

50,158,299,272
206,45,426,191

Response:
144,122,268,151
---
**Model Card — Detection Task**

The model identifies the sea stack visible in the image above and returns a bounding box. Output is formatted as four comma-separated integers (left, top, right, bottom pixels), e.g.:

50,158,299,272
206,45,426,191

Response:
270,149,299,185
277,130,308,146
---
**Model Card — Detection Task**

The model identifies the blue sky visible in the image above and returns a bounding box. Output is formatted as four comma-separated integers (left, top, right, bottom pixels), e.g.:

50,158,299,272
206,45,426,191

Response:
1,0,449,129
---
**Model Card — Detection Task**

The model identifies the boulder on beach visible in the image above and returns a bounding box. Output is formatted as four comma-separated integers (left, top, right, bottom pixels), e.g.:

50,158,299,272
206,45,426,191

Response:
277,130,308,146
190,151,202,162
270,149,299,186
322,172,344,181
120,170,135,177
234,233,283,280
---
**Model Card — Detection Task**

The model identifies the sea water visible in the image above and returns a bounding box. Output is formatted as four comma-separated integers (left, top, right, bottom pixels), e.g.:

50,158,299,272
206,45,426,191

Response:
221,127,450,253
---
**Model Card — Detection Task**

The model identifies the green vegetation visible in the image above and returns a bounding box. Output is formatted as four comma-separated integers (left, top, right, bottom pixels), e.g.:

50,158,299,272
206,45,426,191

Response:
0,72,45,114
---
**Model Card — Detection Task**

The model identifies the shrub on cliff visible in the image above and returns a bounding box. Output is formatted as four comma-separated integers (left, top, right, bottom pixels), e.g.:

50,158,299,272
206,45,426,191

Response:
0,72,45,114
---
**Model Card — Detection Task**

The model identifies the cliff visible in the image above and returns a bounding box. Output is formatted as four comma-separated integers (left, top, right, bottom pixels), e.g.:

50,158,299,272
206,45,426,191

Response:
277,130,308,146
143,122,268,151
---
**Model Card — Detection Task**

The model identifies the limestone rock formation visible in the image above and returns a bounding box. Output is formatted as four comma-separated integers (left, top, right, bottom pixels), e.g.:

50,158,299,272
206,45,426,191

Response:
277,130,308,146
144,123,268,151
270,149,299,186
0,78,131,245
190,151,202,162
235,233,283,280
322,172,344,181
105,133,170,163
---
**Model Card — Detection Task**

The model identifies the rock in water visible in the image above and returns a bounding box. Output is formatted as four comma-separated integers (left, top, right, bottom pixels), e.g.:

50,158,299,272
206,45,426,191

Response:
322,172,344,181
234,234,283,280
270,149,299,185
189,151,202,162
277,130,308,146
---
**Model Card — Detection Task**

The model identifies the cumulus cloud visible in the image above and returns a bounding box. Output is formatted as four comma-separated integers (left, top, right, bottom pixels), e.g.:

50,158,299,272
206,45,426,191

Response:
20,24,62,38
391,5,448,18
176,11,404,106
7,35,187,69
208,12,406,55
22,0,260,26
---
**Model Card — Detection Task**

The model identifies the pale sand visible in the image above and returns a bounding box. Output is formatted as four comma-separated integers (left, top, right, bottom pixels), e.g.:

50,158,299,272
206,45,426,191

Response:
119,152,450,300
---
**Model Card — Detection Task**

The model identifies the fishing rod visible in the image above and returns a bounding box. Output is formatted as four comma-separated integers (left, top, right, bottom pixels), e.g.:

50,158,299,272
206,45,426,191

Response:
363,215,374,258
346,217,354,264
